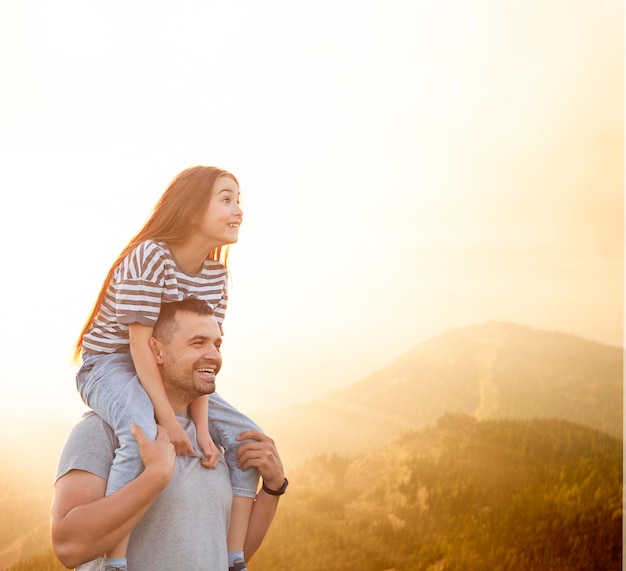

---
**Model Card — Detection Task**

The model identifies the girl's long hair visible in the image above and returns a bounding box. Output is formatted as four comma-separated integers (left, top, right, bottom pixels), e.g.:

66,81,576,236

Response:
73,165,239,361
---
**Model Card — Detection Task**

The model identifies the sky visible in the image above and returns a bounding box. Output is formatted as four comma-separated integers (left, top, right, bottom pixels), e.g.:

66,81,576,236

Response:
0,0,623,424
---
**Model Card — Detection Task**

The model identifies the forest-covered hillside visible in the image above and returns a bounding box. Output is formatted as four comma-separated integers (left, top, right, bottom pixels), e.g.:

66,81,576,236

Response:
0,468,56,570
2,415,622,570
250,415,623,571
1,322,622,570
4,551,64,571
257,321,623,467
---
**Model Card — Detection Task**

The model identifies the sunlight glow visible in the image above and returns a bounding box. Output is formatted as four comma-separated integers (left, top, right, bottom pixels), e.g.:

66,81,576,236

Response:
0,0,621,422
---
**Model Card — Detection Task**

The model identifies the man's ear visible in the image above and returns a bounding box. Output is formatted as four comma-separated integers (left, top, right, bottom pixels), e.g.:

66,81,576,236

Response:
149,337,164,365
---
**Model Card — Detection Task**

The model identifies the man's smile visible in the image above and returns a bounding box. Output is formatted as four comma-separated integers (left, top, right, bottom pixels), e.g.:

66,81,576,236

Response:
196,366,216,377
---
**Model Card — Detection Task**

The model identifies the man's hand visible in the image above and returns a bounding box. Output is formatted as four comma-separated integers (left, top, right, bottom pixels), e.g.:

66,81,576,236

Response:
52,423,176,568
236,430,285,491
132,424,176,483
238,430,286,561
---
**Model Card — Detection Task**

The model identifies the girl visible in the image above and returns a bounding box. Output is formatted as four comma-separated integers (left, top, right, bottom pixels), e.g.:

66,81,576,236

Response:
74,166,261,571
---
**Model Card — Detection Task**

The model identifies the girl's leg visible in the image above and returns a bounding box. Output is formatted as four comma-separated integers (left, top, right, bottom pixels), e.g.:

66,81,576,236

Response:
227,497,255,570
77,352,158,569
208,392,262,570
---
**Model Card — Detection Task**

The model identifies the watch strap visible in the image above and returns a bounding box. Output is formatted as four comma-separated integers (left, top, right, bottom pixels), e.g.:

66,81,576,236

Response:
262,477,289,496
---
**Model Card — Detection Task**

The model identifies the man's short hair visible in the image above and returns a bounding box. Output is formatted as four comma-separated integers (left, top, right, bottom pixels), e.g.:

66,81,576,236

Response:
154,298,215,342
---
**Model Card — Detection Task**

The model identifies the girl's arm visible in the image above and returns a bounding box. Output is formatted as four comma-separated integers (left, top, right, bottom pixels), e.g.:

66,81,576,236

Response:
189,395,220,468
129,323,194,455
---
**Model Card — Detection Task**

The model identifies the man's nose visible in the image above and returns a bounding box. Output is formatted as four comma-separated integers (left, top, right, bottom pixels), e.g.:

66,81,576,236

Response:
205,346,222,361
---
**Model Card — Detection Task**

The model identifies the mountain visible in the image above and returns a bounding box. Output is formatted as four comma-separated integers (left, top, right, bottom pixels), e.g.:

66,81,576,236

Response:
251,415,623,571
5,415,621,570
256,321,623,467
0,321,622,569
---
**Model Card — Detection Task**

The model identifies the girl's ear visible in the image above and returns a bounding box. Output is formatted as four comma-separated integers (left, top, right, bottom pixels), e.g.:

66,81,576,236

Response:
149,337,164,364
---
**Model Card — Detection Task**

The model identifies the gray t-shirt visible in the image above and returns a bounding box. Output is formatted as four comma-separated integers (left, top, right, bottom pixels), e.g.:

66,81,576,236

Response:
56,411,233,570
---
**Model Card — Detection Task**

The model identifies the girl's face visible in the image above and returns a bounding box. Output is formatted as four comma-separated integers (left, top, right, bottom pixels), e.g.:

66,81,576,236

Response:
197,175,242,248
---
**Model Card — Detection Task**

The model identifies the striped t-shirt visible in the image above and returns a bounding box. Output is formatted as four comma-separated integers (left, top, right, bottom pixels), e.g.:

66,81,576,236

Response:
82,240,228,354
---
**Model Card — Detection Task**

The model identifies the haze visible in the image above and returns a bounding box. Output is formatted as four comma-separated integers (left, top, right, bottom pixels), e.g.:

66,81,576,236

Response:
0,0,622,425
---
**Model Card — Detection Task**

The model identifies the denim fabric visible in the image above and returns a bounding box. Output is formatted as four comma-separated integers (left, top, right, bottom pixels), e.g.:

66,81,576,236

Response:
77,352,262,498
76,352,157,495
209,392,262,497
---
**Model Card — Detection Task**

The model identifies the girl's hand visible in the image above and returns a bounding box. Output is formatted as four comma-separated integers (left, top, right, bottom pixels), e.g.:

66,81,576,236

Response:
197,431,220,469
162,418,195,456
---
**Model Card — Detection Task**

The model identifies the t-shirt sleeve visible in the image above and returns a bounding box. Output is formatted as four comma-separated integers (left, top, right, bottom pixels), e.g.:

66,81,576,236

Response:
214,278,228,326
55,412,117,482
114,242,166,327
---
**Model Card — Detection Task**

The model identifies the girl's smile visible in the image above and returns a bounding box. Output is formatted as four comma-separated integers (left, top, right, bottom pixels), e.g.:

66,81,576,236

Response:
198,175,243,248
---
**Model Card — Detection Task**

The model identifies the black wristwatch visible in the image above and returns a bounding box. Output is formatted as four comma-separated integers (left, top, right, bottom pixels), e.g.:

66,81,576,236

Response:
262,477,289,496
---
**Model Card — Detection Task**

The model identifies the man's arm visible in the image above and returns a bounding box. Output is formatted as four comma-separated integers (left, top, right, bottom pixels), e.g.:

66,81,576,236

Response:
236,430,287,561
51,425,175,568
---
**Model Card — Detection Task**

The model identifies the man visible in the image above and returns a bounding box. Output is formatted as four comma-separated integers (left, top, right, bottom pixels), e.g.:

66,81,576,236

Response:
51,298,287,570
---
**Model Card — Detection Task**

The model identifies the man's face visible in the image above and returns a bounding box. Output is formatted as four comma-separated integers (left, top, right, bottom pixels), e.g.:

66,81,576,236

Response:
157,311,223,404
